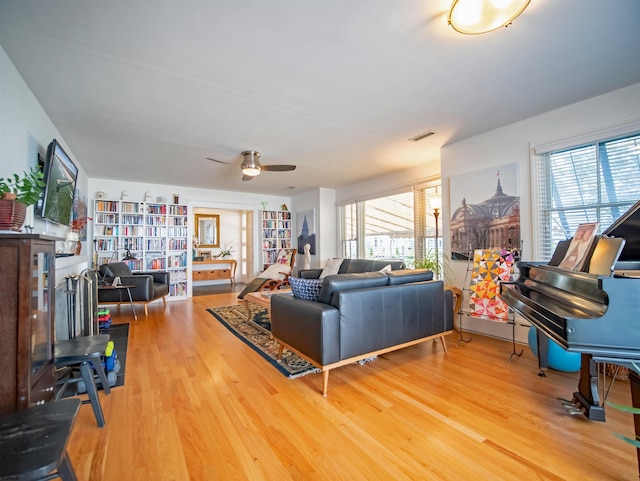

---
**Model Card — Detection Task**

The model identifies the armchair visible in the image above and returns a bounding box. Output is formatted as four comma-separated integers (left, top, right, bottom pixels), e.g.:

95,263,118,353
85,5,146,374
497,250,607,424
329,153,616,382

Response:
98,262,169,316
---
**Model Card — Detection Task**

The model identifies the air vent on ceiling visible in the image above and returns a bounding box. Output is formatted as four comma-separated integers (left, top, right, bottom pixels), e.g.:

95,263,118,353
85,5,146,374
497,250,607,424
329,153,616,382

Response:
408,131,436,142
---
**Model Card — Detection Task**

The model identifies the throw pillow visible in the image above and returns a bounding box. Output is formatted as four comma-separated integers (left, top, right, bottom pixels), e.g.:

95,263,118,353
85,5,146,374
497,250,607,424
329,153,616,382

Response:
319,258,344,279
379,264,392,273
260,263,292,281
289,276,323,301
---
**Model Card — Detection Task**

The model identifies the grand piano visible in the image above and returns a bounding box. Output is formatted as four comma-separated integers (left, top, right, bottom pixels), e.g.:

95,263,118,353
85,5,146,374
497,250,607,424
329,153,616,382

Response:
500,201,640,428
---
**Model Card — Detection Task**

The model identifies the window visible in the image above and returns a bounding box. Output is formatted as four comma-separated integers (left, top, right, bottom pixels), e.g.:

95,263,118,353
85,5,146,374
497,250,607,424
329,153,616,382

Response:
338,181,441,268
533,132,640,260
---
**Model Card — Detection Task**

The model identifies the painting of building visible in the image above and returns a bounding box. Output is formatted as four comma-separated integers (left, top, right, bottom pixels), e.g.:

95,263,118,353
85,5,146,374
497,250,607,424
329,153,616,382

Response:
450,165,520,260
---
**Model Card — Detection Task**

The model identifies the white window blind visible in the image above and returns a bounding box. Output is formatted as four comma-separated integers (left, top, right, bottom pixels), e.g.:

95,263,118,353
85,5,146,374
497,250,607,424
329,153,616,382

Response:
533,132,640,260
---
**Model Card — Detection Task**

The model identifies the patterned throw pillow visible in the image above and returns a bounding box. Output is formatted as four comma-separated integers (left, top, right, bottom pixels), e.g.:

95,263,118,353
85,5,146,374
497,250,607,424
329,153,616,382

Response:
289,276,323,301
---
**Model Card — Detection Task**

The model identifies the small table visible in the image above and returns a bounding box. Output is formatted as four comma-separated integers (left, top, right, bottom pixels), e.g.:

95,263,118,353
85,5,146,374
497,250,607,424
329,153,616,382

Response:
98,284,137,320
242,290,292,334
0,398,81,481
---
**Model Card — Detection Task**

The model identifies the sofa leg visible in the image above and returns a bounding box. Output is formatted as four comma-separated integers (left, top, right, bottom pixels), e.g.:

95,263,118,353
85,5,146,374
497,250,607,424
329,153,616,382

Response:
277,344,284,359
144,303,149,316
162,295,167,308
322,370,329,396
439,335,448,354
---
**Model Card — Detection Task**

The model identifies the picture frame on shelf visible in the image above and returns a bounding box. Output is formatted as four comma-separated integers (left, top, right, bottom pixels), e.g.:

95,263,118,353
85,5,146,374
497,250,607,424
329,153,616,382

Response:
200,251,212,261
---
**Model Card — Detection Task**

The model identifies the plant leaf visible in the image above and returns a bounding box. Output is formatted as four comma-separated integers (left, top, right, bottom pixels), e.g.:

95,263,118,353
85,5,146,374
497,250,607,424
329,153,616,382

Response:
607,401,640,414
614,432,640,448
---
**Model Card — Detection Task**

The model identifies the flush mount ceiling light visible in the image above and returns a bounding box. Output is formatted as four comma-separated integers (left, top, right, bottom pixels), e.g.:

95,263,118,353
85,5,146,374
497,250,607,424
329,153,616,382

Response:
448,0,531,35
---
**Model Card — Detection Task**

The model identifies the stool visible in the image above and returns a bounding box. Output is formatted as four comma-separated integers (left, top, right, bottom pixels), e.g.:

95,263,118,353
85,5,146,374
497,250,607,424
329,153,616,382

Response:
0,398,81,481
54,334,111,428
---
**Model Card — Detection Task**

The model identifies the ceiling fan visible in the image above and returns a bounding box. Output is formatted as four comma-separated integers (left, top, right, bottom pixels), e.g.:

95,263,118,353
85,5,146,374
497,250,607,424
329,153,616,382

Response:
207,150,296,181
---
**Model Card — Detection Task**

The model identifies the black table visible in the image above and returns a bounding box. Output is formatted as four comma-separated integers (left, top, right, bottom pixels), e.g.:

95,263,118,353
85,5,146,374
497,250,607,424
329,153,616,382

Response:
0,398,81,481
98,284,137,320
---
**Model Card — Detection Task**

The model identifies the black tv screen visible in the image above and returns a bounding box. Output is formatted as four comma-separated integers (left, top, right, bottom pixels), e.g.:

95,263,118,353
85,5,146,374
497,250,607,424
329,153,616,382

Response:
36,139,79,226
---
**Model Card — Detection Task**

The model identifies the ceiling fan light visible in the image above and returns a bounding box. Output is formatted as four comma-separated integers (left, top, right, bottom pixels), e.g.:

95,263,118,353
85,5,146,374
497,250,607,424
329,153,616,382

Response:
448,0,531,35
242,166,261,176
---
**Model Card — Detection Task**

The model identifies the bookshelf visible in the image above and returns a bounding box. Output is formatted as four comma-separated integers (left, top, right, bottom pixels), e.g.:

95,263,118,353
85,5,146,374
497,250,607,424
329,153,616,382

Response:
93,199,189,299
260,209,292,270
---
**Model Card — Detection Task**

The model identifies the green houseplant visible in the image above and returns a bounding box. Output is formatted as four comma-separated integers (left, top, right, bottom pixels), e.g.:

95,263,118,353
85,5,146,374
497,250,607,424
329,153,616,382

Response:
0,167,45,231
414,249,451,282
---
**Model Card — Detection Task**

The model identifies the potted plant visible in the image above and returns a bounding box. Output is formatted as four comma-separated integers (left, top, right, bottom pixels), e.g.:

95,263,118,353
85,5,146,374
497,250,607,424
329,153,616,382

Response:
0,167,45,231
414,249,450,281
607,361,640,449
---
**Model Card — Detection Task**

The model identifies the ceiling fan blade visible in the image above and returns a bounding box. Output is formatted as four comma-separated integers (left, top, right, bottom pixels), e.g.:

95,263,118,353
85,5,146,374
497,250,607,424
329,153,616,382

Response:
260,164,296,172
242,175,255,181
207,157,235,165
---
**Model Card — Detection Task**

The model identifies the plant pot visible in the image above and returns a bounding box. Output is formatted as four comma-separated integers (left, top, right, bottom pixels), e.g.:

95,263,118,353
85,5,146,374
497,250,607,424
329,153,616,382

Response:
0,199,27,231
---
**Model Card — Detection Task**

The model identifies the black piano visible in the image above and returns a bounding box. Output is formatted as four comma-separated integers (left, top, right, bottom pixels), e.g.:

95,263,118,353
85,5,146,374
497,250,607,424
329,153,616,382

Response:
500,201,640,425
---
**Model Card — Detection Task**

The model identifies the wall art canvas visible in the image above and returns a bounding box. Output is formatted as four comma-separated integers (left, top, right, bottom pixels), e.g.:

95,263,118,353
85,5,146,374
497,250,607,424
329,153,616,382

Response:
296,209,316,255
449,164,520,260
469,248,515,322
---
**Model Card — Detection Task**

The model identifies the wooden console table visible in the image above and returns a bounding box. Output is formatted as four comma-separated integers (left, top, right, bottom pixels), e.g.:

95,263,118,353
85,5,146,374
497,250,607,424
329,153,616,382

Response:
193,259,237,284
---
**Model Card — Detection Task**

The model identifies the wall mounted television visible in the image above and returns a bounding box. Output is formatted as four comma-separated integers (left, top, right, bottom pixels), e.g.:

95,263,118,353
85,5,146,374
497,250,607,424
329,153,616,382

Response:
36,139,79,226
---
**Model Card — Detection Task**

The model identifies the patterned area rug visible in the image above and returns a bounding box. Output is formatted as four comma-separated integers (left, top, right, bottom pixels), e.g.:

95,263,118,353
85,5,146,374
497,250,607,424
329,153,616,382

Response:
207,304,320,378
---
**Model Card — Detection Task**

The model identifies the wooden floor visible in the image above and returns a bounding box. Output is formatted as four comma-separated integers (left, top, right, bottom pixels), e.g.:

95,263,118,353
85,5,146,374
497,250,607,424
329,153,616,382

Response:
67,293,637,480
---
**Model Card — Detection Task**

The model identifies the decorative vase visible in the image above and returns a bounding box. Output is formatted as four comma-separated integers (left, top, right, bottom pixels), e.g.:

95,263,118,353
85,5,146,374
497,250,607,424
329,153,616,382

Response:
0,199,27,231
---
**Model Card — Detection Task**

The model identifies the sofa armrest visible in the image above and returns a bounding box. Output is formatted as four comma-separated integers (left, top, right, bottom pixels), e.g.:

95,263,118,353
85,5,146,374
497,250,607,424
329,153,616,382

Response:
137,271,169,285
297,268,323,279
271,294,341,365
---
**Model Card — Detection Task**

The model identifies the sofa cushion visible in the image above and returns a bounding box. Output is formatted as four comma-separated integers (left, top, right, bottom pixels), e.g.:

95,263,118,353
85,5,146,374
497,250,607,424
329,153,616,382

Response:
386,269,433,285
289,276,323,301
317,271,389,305
319,258,344,279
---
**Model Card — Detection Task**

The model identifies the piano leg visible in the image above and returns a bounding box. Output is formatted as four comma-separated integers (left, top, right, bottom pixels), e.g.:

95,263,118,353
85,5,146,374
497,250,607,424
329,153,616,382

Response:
572,354,606,421
536,329,549,377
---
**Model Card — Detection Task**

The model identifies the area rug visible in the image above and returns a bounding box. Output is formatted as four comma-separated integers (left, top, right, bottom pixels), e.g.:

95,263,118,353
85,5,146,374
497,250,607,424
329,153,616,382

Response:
207,304,320,378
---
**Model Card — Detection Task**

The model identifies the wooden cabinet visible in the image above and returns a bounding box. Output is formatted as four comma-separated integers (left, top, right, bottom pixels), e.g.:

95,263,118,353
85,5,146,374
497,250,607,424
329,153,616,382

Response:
192,259,237,284
0,234,56,413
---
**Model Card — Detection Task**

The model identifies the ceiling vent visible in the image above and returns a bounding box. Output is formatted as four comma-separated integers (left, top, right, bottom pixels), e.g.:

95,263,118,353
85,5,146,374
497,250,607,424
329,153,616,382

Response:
408,131,436,142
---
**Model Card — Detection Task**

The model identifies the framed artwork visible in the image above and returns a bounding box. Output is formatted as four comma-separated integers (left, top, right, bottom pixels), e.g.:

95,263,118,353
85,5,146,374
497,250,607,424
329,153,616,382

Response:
450,164,520,260
200,251,212,261
296,209,316,255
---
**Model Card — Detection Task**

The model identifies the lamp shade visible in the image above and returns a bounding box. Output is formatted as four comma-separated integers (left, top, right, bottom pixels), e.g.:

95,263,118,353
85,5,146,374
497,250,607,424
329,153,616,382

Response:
430,196,442,211
448,0,531,35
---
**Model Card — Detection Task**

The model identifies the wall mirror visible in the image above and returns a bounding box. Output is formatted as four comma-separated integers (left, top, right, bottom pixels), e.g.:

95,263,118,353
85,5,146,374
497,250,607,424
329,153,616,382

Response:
195,214,220,248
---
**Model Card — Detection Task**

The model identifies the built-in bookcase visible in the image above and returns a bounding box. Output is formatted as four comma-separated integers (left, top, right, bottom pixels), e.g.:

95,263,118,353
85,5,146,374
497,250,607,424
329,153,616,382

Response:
93,199,189,299
260,209,292,270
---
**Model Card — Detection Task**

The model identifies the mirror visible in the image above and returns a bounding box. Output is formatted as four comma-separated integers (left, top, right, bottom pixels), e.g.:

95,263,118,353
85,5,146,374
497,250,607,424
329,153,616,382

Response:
194,214,220,248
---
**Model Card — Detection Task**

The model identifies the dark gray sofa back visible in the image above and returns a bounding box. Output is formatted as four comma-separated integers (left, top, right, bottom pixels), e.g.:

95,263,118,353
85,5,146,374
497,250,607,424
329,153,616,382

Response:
317,272,388,304
338,258,405,274
387,268,433,285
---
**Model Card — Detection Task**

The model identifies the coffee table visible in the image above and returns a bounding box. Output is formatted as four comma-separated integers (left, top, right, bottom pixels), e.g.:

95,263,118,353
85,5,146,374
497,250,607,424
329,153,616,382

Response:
242,289,292,331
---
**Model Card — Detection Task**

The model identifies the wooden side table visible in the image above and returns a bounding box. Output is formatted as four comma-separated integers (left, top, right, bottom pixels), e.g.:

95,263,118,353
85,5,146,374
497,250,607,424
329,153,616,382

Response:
0,398,81,481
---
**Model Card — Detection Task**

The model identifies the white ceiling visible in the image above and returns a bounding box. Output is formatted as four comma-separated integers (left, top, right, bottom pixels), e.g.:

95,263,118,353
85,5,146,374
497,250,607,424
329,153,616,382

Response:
1,0,639,196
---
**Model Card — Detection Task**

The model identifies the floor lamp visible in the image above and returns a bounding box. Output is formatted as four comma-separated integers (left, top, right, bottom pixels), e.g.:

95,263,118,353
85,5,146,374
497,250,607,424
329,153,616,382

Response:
431,196,442,279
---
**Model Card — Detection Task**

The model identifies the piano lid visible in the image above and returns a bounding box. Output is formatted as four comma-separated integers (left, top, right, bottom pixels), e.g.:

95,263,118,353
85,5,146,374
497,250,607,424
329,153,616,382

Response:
602,200,640,264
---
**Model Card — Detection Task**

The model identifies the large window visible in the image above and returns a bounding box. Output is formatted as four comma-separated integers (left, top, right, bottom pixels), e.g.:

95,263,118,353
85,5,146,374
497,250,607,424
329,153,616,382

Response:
338,181,441,268
533,132,640,260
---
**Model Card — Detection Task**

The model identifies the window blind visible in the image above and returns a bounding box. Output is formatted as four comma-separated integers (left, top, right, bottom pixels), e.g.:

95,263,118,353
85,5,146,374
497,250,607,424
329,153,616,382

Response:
533,132,640,260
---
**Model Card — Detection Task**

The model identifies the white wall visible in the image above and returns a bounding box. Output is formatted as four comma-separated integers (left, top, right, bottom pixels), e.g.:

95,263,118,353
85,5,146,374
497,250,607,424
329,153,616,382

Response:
0,45,91,276
441,82,640,343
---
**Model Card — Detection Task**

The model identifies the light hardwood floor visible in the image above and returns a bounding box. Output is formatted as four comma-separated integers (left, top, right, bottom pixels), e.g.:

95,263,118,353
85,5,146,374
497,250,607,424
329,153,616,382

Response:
67,293,637,480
